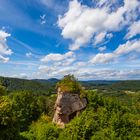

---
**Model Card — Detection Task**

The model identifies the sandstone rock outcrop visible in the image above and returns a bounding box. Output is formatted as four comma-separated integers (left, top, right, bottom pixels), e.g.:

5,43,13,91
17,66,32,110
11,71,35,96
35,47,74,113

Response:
53,87,87,127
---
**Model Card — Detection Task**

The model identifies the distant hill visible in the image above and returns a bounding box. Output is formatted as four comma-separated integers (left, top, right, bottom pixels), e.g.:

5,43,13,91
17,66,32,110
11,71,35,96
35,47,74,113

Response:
105,80,140,91
0,76,140,95
0,76,57,95
33,78,59,83
80,80,119,89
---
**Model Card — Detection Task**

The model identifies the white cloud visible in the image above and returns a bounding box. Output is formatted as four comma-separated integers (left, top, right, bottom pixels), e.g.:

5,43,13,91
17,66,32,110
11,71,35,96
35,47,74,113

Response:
41,20,46,25
40,14,46,20
106,33,113,39
98,46,107,52
0,55,9,63
0,30,10,40
57,0,140,50
125,20,140,39
94,32,106,45
41,51,74,62
11,73,28,79
37,61,140,80
90,53,115,63
26,52,32,57
94,0,120,10
75,61,87,67
38,65,56,73
54,58,76,66
40,14,46,25
40,51,76,72
38,38,140,79
90,39,140,64
75,69,140,80
114,39,140,55
38,65,77,78
0,30,12,63
93,32,113,46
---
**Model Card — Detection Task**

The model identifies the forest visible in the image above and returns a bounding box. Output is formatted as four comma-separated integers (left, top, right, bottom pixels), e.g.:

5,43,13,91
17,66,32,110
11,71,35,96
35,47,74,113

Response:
0,76,140,140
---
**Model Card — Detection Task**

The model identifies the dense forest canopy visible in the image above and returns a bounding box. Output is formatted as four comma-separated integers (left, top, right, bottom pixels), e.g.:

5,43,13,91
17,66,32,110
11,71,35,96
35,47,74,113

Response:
0,76,140,140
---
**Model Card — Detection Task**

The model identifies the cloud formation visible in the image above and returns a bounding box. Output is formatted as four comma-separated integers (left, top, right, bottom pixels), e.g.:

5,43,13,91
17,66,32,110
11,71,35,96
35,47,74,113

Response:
38,61,140,80
126,20,140,39
58,0,140,50
90,39,140,64
40,51,76,68
0,30,12,63
41,51,74,62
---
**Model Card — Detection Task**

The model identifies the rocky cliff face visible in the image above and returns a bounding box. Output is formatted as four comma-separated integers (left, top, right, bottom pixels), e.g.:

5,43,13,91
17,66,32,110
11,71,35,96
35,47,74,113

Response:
53,87,87,127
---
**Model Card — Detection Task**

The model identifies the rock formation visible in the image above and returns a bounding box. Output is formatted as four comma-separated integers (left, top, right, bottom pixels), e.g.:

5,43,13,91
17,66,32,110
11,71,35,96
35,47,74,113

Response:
53,87,87,127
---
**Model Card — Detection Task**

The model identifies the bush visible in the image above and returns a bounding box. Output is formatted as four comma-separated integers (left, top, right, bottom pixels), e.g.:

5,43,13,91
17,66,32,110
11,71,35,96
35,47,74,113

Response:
21,121,61,140
56,75,83,94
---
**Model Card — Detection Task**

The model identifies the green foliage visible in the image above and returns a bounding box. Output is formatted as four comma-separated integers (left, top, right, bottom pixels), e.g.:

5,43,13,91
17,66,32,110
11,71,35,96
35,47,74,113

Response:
59,110,96,140
0,85,7,96
0,96,19,140
56,75,83,94
0,77,140,140
21,121,60,140
11,91,43,131
58,91,140,140
108,80,140,91
0,87,57,139
37,94,57,117
20,90,140,140
0,76,56,95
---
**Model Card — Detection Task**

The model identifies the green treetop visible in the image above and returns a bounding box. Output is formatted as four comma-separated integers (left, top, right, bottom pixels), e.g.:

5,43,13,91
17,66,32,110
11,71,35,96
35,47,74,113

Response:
56,75,83,94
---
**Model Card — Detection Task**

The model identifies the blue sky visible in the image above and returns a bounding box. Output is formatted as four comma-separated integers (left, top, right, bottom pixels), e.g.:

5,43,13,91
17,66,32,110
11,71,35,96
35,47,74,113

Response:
0,0,140,80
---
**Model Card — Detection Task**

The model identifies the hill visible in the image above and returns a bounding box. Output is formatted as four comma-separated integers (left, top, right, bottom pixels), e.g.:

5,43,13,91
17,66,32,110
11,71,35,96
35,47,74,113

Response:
0,76,57,95
1,76,140,95
34,78,59,83
97,80,140,91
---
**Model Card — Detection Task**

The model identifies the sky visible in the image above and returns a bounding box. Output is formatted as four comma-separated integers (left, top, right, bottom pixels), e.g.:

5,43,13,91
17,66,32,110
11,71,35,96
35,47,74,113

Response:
0,0,140,80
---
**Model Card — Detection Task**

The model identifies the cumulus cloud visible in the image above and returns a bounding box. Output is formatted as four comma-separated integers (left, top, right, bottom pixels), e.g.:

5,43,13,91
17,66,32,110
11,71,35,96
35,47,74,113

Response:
125,20,140,39
41,51,75,62
38,65,77,78
114,39,140,55
90,39,140,64
90,53,115,64
57,0,140,50
0,30,12,63
37,61,140,80
94,32,106,45
40,51,76,75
